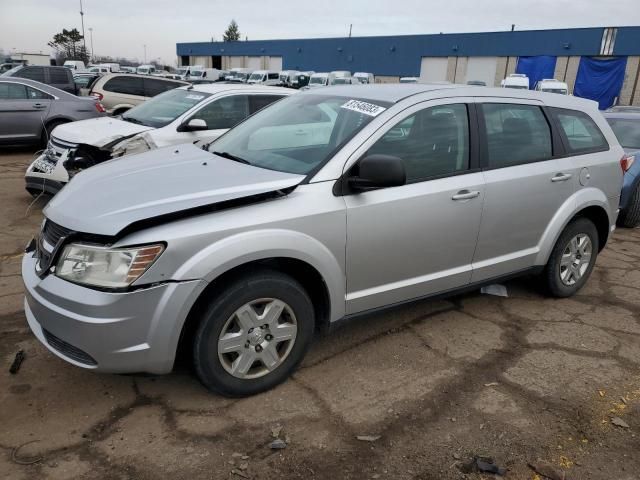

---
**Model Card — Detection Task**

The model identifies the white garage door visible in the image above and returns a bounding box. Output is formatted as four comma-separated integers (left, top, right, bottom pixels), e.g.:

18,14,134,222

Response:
229,56,243,68
247,56,262,70
465,57,498,87
420,57,448,82
268,56,283,71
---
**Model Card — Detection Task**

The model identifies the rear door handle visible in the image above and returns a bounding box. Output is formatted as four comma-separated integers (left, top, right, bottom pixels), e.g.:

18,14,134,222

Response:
551,173,572,182
452,190,480,201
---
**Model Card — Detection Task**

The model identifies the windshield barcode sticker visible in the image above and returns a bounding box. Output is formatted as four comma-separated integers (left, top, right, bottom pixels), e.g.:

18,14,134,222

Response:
341,100,386,117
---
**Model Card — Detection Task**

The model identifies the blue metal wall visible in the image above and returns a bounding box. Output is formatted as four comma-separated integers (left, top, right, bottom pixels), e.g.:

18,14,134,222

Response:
176,27,640,77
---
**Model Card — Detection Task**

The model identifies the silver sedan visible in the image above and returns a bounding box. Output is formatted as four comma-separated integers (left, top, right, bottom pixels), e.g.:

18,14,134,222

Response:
0,77,106,146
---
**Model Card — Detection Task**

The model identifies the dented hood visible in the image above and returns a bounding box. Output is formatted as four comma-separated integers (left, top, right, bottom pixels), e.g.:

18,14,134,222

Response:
52,116,154,147
45,144,305,236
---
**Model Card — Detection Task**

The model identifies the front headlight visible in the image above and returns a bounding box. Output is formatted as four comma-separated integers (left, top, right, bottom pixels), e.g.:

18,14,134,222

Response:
55,243,164,288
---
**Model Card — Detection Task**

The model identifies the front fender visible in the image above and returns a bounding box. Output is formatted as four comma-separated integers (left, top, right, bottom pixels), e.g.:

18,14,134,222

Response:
534,187,614,265
173,229,346,322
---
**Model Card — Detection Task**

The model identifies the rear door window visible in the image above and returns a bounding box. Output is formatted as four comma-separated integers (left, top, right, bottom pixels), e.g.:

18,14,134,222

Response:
26,86,52,99
551,108,609,153
103,76,144,96
49,68,70,84
480,103,552,168
249,95,285,114
14,67,45,83
0,82,28,99
190,95,249,129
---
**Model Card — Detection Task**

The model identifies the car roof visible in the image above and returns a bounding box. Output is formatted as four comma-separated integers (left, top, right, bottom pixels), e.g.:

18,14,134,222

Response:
0,76,78,99
181,84,292,95
299,83,600,109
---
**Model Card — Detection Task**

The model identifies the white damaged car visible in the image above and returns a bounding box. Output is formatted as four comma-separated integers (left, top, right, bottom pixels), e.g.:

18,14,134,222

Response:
25,84,293,196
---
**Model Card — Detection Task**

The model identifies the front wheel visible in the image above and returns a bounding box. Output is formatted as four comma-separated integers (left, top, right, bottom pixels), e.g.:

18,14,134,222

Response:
543,218,599,297
193,269,314,397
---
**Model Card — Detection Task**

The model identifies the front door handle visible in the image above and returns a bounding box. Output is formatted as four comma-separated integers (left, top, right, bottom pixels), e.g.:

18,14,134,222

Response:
32,103,47,109
551,173,572,182
452,190,480,201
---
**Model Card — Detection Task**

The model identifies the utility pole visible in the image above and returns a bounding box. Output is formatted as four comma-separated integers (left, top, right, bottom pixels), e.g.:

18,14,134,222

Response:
511,24,515,31
88,27,94,62
79,0,87,52
348,24,352,38
143,44,147,63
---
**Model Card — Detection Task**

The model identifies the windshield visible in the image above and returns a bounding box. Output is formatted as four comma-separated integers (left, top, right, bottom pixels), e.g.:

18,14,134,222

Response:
121,88,211,128
309,77,326,85
176,68,188,75
541,88,568,94
249,73,264,81
236,73,250,81
138,68,149,74
207,94,391,175
607,118,640,150
400,78,417,83
332,78,350,85
190,70,203,77
504,85,528,89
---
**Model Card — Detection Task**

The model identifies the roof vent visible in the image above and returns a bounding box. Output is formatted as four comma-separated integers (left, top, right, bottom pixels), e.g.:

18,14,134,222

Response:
600,27,618,56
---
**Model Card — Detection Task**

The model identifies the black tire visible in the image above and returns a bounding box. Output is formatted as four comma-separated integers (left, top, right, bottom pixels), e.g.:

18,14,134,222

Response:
193,269,314,397
41,120,67,147
617,184,640,228
543,217,599,298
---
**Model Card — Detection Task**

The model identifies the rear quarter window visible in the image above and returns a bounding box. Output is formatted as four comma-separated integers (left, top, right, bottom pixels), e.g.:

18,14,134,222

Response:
143,78,183,97
551,108,609,154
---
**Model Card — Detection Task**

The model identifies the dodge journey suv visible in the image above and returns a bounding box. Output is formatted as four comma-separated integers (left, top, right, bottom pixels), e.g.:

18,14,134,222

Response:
23,84,623,397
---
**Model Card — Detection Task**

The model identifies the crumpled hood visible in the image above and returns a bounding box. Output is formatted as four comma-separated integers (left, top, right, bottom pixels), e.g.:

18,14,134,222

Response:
52,116,154,147
45,143,305,236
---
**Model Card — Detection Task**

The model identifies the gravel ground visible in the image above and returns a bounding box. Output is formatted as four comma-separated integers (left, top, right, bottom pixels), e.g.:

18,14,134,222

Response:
1,148,639,480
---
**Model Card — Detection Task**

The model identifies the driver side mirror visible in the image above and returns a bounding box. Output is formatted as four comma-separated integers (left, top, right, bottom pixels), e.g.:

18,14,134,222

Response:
178,118,208,132
348,154,406,192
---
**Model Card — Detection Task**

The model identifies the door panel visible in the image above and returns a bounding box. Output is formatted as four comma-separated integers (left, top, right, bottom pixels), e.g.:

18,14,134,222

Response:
471,100,576,282
345,173,485,313
0,82,51,140
344,100,483,314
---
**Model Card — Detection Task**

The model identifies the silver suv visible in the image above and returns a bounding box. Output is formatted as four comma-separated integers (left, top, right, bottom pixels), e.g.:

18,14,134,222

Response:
23,85,623,396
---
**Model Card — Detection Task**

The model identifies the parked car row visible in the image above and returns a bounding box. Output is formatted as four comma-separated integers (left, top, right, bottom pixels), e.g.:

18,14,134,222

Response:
20,84,627,397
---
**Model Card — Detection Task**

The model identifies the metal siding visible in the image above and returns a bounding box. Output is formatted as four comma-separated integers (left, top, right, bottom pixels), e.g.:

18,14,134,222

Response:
178,28,638,77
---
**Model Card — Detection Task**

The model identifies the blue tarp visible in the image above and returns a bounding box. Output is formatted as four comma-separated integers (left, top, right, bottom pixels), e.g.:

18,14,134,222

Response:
574,57,628,110
516,56,557,90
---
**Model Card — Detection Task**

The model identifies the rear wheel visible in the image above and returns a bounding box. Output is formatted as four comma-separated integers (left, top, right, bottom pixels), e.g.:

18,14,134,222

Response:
193,269,314,397
543,218,599,297
617,184,640,228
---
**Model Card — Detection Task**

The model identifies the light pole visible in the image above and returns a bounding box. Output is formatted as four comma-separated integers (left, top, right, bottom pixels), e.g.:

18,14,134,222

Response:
88,27,94,62
79,0,87,53
143,44,147,64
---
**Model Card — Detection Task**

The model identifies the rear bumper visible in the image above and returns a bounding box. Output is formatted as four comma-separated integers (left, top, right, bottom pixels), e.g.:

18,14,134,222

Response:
22,252,208,374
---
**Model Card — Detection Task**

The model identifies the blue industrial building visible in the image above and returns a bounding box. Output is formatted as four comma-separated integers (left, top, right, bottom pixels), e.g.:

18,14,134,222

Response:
177,26,640,108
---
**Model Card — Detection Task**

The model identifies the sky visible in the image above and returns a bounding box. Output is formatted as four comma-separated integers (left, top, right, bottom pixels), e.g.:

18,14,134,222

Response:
1,0,640,66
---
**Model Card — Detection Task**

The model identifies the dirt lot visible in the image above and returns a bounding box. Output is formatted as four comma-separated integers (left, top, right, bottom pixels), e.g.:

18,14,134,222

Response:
0,148,639,480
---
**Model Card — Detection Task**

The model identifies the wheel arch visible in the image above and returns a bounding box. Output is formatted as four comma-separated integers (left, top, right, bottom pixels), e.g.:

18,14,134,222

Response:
176,256,334,363
536,188,614,265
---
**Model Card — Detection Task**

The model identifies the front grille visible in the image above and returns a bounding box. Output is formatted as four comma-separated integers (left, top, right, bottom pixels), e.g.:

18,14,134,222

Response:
41,220,72,247
45,137,78,163
43,329,98,366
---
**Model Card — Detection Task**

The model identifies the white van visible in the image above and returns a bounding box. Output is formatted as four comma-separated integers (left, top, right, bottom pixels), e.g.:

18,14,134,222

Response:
535,79,569,95
308,72,329,88
400,77,419,83
247,70,280,85
189,68,222,81
353,72,374,84
225,68,253,83
278,70,299,87
502,74,529,90
137,64,156,75
63,60,86,71
329,71,351,85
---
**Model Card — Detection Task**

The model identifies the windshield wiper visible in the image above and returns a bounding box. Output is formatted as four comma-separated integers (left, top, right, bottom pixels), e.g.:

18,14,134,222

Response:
122,116,144,125
212,151,251,165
